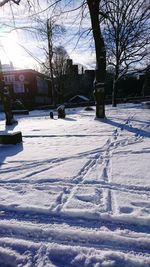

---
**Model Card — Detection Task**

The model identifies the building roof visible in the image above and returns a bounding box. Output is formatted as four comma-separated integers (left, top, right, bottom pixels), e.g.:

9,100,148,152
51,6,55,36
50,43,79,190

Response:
2,68,51,80
69,95,89,103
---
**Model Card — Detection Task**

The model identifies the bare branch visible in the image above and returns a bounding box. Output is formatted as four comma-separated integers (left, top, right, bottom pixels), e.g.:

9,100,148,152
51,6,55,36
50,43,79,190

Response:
0,0,21,7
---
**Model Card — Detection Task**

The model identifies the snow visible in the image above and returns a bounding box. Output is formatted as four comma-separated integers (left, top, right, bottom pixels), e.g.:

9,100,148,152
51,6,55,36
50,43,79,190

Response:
0,103,150,267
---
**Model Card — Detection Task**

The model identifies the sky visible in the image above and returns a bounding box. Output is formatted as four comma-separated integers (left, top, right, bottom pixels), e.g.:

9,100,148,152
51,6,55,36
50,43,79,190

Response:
0,0,96,71
0,103,150,266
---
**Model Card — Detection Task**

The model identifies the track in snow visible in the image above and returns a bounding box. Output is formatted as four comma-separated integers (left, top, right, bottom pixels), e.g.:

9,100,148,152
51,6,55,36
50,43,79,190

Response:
0,113,150,266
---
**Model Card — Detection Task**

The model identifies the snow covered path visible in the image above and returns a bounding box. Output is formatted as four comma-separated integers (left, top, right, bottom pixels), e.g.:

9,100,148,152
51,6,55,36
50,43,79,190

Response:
0,104,150,267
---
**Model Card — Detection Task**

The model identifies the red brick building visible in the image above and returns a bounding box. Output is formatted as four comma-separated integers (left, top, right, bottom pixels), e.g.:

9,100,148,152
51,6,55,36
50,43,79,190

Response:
2,69,52,108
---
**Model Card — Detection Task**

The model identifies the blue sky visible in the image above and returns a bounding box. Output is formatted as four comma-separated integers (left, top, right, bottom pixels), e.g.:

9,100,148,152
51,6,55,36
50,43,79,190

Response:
0,0,96,70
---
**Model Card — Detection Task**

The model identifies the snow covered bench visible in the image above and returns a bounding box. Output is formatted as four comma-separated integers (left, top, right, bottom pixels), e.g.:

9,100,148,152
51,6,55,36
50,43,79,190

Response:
0,131,22,145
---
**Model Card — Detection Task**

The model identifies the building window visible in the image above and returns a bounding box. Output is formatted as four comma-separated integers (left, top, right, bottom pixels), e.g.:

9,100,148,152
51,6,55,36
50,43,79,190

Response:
4,75,15,83
13,82,25,93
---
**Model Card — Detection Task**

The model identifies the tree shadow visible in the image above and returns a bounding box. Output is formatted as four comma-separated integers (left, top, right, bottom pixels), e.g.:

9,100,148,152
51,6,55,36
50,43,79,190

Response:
63,117,77,121
52,117,77,121
0,143,23,168
96,117,150,138
108,116,150,125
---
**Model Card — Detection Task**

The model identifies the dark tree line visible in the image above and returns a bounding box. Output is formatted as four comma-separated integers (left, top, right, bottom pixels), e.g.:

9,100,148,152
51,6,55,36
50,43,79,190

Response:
101,0,150,106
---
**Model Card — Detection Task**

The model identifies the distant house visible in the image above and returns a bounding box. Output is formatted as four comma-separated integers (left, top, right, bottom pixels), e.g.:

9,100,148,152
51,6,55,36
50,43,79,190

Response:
1,69,52,108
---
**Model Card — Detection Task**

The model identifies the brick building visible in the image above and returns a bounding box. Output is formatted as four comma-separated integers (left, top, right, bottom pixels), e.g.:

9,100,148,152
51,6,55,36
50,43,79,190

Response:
1,69,52,108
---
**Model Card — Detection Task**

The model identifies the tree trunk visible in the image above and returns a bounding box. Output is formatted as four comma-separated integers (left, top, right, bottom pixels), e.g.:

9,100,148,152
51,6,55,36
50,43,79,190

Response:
0,66,5,110
112,62,119,107
112,80,117,107
87,0,106,118
47,19,56,107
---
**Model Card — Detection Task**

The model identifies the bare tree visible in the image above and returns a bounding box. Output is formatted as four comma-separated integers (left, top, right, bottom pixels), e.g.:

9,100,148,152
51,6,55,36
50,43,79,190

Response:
36,0,107,117
87,0,106,117
53,45,69,103
28,0,106,117
34,16,67,106
1,7,66,106
45,0,106,117
41,45,69,103
53,46,69,77
1,0,107,117
46,18,56,106
101,0,150,106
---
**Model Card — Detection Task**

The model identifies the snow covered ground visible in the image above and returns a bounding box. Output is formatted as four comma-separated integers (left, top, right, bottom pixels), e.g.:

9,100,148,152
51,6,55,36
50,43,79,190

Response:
0,103,150,267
